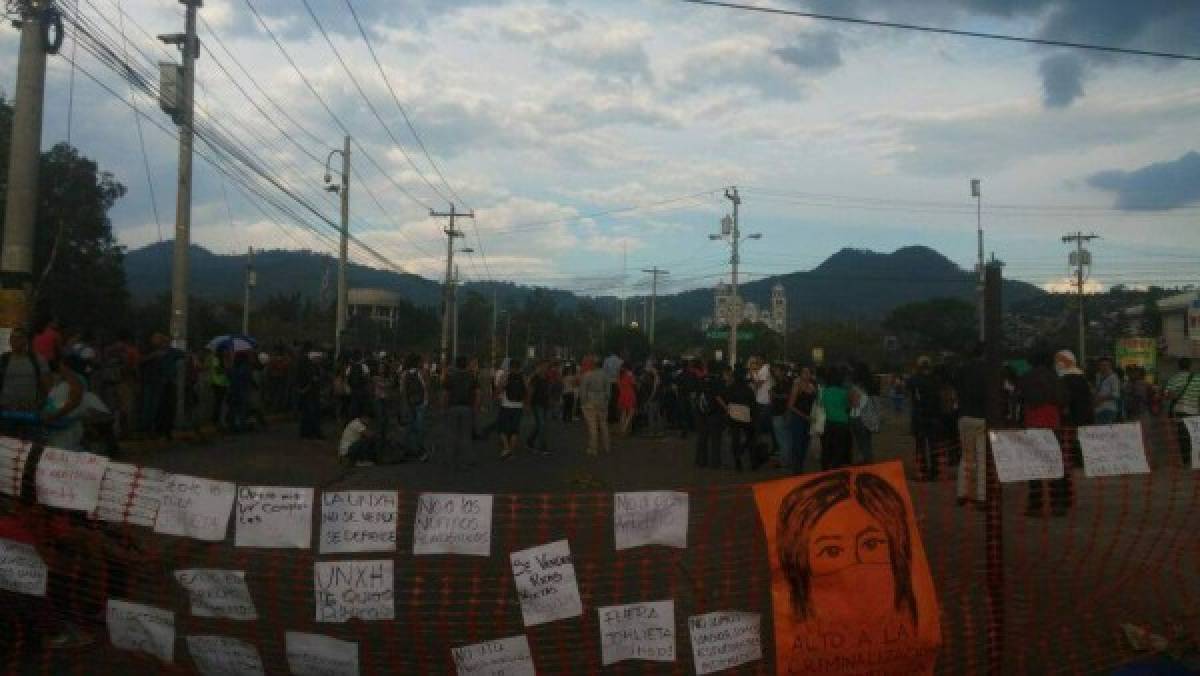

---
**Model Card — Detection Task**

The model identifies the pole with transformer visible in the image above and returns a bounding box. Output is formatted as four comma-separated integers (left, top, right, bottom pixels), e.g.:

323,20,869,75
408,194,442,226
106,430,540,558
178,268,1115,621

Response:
727,187,741,367
1,0,57,336
972,178,984,341
158,0,201,430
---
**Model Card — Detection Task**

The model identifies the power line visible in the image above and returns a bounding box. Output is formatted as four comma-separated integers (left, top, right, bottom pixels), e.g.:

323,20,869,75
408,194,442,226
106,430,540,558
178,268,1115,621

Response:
679,0,1200,62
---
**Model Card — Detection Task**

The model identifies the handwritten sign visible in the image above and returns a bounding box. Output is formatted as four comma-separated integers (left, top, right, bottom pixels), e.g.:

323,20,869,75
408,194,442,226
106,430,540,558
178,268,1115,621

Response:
34,448,107,511
598,600,676,666
1183,417,1200,469
0,537,48,596
93,462,166,527
451,635,536,676
174,569,257,620
614,491,688,550
688,611,762,674
0,437,29,497
413,493,493,556
286,632,359,676
988,429,1065,482
154,474,236,542
235,485,313,549
510,539,582,627
319,490,398,554
107,599,175,663
186,635,265,676
313,560,394,623
1078,423,1151,478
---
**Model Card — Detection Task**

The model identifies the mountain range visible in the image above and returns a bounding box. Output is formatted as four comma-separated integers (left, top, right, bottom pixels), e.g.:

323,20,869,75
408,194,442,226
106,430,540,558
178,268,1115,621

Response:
123,242,1044,322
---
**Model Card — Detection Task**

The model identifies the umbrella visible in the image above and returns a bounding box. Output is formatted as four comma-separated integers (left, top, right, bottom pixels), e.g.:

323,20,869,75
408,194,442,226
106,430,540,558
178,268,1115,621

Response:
207,334,257,353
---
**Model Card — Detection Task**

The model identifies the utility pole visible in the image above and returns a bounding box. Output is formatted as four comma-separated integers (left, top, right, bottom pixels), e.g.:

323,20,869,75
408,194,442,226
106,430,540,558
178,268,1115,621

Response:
620,241,627,327
451,265,460,363
324,137,350,360
726,187,741,366
642,267,669,346
160,0,201,429
981,259,1005,676
972,178,984,342
1,0,55,336
490,289,497,368
1062,231,1099,365
505,312,511,359
241,247,255,335
431,204,473,367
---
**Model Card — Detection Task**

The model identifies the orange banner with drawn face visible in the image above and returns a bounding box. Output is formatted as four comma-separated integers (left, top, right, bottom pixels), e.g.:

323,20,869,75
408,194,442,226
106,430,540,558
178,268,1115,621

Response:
754,461,941,675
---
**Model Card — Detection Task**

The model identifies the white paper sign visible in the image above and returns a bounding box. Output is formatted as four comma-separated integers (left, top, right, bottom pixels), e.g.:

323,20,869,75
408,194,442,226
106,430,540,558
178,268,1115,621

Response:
0,537,47,596
319,490,398,554
614,491,688,550
451,635,536,676
688,611,763,675
1183,417,1200,470
1078,423,1151,478
598,600,676,666
154,474,236,542
34,447,108,511
286,632,360,676
413,493,493,556
510,539,583,627
174,569,257,620
988,429,1064,482
106,599,175,663
93,462,166,527
187,635,265,676
313,560,395,623
0,437,29,497
235,485,313,549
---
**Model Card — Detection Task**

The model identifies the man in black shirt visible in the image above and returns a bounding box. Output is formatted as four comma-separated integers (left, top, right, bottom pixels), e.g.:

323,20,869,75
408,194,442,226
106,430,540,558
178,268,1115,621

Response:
442,356,479,470
694,361,727,469
956,345,988,505
526,361,552,455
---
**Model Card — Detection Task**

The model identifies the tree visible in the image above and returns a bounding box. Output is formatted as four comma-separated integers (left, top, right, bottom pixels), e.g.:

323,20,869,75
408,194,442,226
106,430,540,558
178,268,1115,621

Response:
883,297,976,354
0,122,129,335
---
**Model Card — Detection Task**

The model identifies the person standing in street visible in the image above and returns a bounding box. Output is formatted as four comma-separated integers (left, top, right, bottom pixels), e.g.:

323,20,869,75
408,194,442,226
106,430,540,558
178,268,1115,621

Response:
786,366,817,474
578,356,610,455
526,361,552,455
955,344,988,507
208,348,230,431
442,356,479,470
819,366,853,470
1165,357,1199,466
1093,357,1121,424
296,346,323,440
498,359,526,460
694,361,728,469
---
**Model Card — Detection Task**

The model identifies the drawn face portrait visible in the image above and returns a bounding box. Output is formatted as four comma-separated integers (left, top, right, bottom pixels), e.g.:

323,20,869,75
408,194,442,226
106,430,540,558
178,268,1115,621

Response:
776,470,916,628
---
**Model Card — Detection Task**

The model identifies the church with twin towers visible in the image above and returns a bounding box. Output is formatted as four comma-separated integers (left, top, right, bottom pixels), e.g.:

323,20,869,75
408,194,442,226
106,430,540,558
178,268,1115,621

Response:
700,282,787,334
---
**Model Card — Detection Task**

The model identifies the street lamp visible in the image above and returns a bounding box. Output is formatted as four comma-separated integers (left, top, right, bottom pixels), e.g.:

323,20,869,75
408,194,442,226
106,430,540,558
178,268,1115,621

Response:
323,141,350,360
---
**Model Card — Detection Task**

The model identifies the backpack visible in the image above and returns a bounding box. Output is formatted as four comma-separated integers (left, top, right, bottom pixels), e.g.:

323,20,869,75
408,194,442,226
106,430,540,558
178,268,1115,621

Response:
404,369,426,407
0,352,44,407
505,372,527,403
447,370,474,407
859,391,881,434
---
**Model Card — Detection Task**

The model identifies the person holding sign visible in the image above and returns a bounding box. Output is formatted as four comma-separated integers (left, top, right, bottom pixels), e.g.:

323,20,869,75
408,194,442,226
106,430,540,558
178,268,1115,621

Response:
1022,350,1070,517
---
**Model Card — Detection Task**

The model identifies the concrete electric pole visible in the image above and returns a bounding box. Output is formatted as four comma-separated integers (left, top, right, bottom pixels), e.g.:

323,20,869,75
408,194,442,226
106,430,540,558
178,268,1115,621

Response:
1,0,55,336
972,178,984,342
241,247,255,335
709,187,758,367
642,267,669,346
324,136,350,360
1062,231,1099,365
432,204,474,367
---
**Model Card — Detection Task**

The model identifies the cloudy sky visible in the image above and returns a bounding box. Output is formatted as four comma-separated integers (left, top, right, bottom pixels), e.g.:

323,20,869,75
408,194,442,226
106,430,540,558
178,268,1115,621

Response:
3,0,1198,296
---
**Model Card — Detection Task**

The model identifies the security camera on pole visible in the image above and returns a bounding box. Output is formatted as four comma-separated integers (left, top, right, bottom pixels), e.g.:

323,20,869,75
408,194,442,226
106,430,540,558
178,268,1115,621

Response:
709,186,760,367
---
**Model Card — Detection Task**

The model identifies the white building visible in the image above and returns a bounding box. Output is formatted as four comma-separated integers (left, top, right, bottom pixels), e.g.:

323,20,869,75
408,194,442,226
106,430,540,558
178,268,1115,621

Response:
348,288,403,329
1122,290,1200,360
702,282,787,333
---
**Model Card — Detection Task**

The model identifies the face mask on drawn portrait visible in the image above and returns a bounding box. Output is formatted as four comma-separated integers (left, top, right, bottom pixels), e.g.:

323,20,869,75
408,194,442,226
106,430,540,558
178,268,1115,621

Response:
805,500,899,626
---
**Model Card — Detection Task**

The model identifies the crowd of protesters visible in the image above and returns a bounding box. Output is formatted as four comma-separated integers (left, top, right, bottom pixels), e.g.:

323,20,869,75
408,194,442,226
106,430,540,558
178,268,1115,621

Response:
3,317,1197,494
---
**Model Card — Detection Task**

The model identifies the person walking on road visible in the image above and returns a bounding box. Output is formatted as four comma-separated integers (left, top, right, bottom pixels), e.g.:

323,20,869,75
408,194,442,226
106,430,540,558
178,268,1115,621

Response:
694,361,728,469
578,356,610,455
498,359,527,460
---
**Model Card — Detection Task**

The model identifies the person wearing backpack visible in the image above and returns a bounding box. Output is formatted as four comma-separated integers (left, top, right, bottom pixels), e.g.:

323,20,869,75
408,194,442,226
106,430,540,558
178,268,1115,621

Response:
442,356,479,470
401,353,430,461
498,358,526,460
0,327,50,437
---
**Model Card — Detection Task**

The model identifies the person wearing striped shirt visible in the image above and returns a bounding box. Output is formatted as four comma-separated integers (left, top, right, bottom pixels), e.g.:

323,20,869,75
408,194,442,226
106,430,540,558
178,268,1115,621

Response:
1166,358,1199,466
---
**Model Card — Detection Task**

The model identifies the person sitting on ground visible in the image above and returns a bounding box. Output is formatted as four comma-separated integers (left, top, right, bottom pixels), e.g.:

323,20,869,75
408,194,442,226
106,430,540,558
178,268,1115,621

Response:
339,410,378,466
